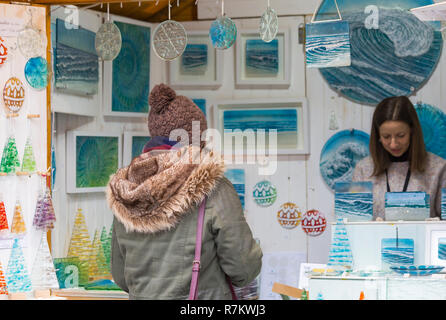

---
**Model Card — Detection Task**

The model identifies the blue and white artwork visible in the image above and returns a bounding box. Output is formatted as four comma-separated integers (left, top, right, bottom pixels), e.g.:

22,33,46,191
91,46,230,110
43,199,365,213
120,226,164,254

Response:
131,136,151,160
385,192,430,221
112,21,150,114
192,99,206,116
25,56,48,90
320,129,370,191
316,1,442,105
327,219,353,269
224,169,245,210
415,103,446,160
381,238,415,269
305,20,351,69
439,238,446,260
245,39,279,76
223,108,298,150
334,181,373,221
442,189,446,220
181,44,208,75
54,19,99,95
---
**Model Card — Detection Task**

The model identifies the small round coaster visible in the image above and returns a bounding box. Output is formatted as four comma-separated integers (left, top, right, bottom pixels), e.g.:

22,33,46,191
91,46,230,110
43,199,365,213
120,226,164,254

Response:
209,15,237,50
3,77,25,113
25,56,48,90
95,21,122,61
17,27,45,59
260,7,278,42
152,20,187,61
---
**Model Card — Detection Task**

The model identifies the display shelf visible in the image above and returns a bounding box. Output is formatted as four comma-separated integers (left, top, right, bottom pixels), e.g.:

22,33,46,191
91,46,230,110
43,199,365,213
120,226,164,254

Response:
52,288,129,300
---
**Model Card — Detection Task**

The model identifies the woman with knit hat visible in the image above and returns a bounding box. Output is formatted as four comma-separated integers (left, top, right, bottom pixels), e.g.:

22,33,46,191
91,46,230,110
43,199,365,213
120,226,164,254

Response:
107,83,262,300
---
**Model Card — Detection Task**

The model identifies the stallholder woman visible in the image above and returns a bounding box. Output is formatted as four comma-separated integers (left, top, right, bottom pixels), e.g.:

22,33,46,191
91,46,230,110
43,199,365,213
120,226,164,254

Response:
352,96,446,220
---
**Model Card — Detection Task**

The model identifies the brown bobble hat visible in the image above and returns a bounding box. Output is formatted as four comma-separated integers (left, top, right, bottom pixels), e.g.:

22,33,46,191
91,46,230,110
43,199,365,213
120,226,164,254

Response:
148,83,207,144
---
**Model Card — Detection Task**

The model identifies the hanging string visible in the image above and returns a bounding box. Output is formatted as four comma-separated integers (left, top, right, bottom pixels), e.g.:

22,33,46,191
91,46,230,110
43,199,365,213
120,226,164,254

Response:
267,0,270,8
221,0,224,16
107,3,110,22
168,0,171,20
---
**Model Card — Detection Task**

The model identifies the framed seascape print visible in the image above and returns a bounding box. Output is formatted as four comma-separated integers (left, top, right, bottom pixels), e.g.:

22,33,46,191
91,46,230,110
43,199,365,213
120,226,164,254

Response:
66,131,122,193
103,15,152,117
123,131,151,166
168,31,223,90
235,29,290,88
213,98,309,156
425,226,446,267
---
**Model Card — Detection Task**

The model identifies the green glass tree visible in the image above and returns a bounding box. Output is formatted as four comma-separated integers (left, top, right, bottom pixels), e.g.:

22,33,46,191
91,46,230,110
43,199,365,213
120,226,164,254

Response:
21,136,36,173
100,226,111,271
5,238,32,293
0,135,20,174
88,229,109,281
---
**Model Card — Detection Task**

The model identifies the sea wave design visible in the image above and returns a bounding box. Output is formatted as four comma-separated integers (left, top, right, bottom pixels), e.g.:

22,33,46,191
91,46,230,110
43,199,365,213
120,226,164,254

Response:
54,43,99,83
439,242,446,260
415,103,446,160
442,190,446,220
306,33,351,67
335,192,373,219
382,247,414,264
319,8,442,105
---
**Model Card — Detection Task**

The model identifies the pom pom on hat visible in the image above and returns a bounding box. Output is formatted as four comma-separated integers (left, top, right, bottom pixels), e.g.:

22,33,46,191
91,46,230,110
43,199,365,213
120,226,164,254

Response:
148,83,176,114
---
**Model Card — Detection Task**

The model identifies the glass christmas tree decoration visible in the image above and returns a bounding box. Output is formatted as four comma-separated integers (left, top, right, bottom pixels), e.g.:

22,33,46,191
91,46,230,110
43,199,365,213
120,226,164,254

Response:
5,238,32,293
21,136,37,173
100,226,111,271
0,195,9,235
88,230,110,280
32,188,56,230
10,200,26,236
30,233,59,290
67,208,91,282
0,135,21,174
0,262,8,295
327,218,353,270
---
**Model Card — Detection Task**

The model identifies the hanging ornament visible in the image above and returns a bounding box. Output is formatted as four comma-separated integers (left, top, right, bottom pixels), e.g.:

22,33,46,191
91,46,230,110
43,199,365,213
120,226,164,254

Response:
329,110,339,131
21,136,37,173
17,8,45,59
0,36,7,66
33,186,56,230
95,4,122,61
277,202,302,229
209,0,237,50
301,209,327,237
5,238,32,293
0,262,8,295
10,200,26,236
3,77,25,114
30,233,59,290
24,56,48,90
259,0,278,42
88,229,110,280
152,1,187,61
252,180,277,207
0,135,21,174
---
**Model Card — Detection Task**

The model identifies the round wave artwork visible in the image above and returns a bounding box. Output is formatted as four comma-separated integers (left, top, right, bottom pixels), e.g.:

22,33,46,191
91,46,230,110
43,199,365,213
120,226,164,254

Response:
209,15,237,50
320,129,370,191
415,103,446,160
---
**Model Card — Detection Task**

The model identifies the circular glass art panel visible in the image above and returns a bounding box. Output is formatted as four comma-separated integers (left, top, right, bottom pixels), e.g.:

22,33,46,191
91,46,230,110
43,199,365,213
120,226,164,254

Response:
260,7,278,43
25,56,48,90
0,36,7,66
415,103,446,160
152,20,187,61
95,21,122,61
252,180,277,207
3,77,25,113
320,129,370,191
17,27,45,59
301,209,327,237
277,202,302,229
209,15,237,50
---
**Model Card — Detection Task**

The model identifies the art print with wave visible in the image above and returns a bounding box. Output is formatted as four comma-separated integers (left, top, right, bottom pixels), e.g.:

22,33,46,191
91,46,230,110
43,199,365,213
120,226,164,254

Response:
442,189,446,220
320,129,370,191
181,44,208,75
224,169,245,210
439,237,446,261
245,39,279,76
319,8,442,105
334,181,373,221
381,238,415,267
306,20,351,68
415,103,446,160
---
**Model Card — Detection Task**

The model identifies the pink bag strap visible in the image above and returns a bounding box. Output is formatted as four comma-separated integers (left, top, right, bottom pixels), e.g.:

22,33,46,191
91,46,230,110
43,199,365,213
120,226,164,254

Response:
188,197,238,300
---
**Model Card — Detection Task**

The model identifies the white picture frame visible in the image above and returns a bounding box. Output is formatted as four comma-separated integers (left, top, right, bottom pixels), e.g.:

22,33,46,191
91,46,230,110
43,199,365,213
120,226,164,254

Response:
123,131,151,166
425,225,446,267
103,14,153,117
66,131,122,193
213,98,310,156
168,30,223,90
236,28,290,88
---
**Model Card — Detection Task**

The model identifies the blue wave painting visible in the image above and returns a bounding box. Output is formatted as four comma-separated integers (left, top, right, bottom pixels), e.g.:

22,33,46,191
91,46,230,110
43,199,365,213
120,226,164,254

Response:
131,136,151,159
439,238,446,260
181,44,208,75
112,21,150,113
381,238,414,266
320,129,370,190
415,103,446,160
192,99,206,116
306,20,351,68
334,181,373,221
385,192,429,208
319,8,442,105
54,19,98,96
442,189,446,220
224,169,245,210
245,39,279,76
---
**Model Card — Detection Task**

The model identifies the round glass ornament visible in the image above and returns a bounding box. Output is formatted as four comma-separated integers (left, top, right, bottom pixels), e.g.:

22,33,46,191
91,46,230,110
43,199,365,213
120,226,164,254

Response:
152,20,187,61
252,180,277,207
3,77,25,113
0,36,7,66
95,21,122,61
17,27,45,59
209,15,237,50
260,6,278,42
24,57,48,90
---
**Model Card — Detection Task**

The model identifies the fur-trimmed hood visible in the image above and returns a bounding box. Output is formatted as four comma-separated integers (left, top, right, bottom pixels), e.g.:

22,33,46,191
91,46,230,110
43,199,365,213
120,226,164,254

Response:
106,146,225,234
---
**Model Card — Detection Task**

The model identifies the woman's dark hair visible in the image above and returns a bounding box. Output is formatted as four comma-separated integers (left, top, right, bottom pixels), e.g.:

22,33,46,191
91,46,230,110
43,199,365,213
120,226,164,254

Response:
370,96,427,176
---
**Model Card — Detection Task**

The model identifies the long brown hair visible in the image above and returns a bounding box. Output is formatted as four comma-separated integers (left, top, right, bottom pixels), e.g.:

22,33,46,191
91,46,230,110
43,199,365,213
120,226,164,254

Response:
370,96,427,176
